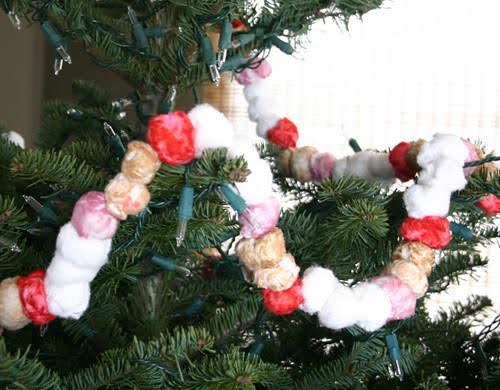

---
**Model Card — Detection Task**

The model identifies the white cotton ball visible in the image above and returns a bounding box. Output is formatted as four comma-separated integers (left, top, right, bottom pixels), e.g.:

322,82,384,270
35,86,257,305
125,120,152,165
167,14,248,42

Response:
45,282,90,319
46,253,102,285
418,158,467,191
188,104,234,158
237,157,274,204
333,151,395,185
256,115,280,138
55,223,111,270
300,266,341,315
367,152,395,179
318,283,359,330
352,282,391,331
404,184,452,218
417,133,469,166
2,131,25,148
243,78,272,103
248,97,276,122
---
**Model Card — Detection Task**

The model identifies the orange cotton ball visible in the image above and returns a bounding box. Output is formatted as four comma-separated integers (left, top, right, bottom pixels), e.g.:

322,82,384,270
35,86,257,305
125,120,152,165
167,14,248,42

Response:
385,260,428,298
235,227,286,271
252,253,300,291
392,242,435,276
406,139,426,172
105,173,150,220
0,277,31,331
290,146,317,182
121,141,161,185
278,148,294,177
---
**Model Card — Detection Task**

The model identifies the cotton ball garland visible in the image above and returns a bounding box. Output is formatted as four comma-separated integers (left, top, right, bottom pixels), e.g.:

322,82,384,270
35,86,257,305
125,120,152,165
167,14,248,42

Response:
46,254,101,285
17,270,55,325
146,111,195,165
121,141,161,184
462,139,481,176
252,253,300,291
406,139,426,172
310,152,335,181
278,149,294,177
290,146,317,182
384,260,428,298
267,118,299,149
403,185,452,218
318,282,359,330
400,216,451,249
105,173,150,220
257,115,280,139
417,133,469,166
236,227,286,270
392,242,435,276
262,278,303,315
389,142,416,182
300,266,340,315
352,282,392,331
46,282,90,319
370,275,416,321
239,196,281,239
476,195,500,216
0,277,31,331
188,104,234,157
71,192,119,239
334,151,395,185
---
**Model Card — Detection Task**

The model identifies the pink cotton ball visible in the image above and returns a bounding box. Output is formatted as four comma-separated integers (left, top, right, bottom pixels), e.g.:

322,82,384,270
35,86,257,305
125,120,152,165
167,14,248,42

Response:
253,59,272,79
370,275,416,321
462,139,480,177
235,68,258,86
240,196,281,239
310,152,335,182
71,192,120,240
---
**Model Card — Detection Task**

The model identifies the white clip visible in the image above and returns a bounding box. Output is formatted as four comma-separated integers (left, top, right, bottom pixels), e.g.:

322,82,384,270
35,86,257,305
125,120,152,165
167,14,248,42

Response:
0,236,21,253
209,64,221,86
216,49,227,69
8,10,21,30
55,46,72,64
54,57,63,75
166,85,177,103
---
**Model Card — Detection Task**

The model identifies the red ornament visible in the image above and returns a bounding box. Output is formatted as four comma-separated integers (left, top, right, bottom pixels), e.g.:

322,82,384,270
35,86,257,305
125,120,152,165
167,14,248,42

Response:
146,112,196,166
267,118,299,149
400,216,451,249
231,19,247,32
17,270,56,325
476,195,500,216
389,142,417,182
262,278,304,315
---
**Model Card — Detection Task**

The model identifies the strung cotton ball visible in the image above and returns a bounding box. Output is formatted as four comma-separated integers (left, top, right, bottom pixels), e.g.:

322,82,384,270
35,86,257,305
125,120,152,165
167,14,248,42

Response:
403,184,452,218
334,151,395,185
262,278,303,315
146,111,196,165
236,59,272,86
384,260,428,298
480,162,500,181
300,266,340,315
266,118,299,149
462,139,481,177
352,282,392,331
248,97,277,122
121,141,161,185
239,196,281,239
418,159,467,192
188,104,234,158
278,148,294,177
290,146,317,182
46,253,102,285
105,173,150,220
252,253,300,291
476,195,500,216
2,131,25,148
54,223,111,271
417,133,469,166
236,227,286,270
400,216,451,249
370,275,416,321
0,277,31,331
45,282,90,319
256,115,280,139
318,282,359,330
310,152,335,182
17,270,55,325
236,154,275,205
244,77,273,104
388,142,417,182
392,242,435,276
406,139,426,172
71,192,119,240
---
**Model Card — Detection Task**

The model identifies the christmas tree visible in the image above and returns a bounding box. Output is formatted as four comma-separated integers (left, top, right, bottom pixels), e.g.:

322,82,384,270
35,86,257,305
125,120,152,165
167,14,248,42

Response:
1,1,500,389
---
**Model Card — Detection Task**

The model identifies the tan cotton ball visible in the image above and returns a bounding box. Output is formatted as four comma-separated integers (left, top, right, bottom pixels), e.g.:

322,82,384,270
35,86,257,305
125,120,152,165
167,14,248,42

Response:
236,227,286,271
252,253,300,291
480,162,500,181
406,139,426,171
0,277,31,331
121,141,161,185
392,242,435,276
290,146,317,182
385,260,428,298
105,173,150,220
278,148,294,177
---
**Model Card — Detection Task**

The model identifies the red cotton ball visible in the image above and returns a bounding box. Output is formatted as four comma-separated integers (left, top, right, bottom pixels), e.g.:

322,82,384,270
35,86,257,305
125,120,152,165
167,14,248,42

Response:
267,118,299,149
146,112,196,166
400,216,451,249
262,278,304,315
476,195,500,216
389,142,417,182
16,270,56,325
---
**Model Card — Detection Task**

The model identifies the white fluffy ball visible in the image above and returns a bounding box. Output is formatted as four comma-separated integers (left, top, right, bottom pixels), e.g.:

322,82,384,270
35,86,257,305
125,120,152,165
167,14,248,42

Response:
318,283,359,330
45,282,90,319
403,184,452,218
352,282,391,331
300,266,340,315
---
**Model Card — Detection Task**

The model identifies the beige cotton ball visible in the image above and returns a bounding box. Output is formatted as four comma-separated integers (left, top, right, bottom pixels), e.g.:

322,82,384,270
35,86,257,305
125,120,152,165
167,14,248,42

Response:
385,260,428,298
290,146,317,182
392,241,435,276
406,139,426,172
236,227,286,271
0,277,31,331
105,173,150,220
121,141,161,185
252,253,300,291
278,148,294,177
